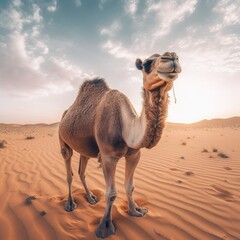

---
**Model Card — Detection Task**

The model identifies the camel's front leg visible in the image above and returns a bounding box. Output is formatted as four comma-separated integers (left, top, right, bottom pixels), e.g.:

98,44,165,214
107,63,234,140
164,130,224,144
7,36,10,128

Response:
125,150,148,217
96,155,119,238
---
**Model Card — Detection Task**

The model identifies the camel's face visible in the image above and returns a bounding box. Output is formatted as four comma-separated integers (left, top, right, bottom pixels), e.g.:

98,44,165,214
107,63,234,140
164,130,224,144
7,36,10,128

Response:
136,52,181,91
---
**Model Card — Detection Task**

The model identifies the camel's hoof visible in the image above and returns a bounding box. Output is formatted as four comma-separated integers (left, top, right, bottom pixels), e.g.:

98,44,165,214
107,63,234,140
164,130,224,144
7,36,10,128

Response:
87,194,99,205
96,220,116,238
128,207,148,217
64,200,77,212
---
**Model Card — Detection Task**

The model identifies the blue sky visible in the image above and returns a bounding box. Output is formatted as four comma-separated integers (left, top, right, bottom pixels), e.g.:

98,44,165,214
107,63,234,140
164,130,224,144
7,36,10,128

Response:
0,0,240,123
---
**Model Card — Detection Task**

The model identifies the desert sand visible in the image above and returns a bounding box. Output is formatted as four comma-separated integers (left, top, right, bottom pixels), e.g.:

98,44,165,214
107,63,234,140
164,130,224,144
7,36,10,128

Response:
0,119,240,240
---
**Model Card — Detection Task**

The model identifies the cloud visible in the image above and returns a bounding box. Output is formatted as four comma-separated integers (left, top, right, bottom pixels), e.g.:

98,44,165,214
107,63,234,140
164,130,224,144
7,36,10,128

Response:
74,0,82,7
0,31,89,98
214,0,240,26
101,0,198,63
124,0,138,16
98,0,108,9
12,0,22,7
100,21,121,37
0,2,43,31
47,0,57,12
146,0,197,39
32,4,43,22
36,41,49,54
0,8,24,30
209,24,222,33
102,40,135,60
0,2,90,98
171,33,240,73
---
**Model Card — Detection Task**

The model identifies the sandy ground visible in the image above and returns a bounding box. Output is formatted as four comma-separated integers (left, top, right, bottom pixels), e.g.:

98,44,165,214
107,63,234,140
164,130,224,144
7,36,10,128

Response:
0,122,240,240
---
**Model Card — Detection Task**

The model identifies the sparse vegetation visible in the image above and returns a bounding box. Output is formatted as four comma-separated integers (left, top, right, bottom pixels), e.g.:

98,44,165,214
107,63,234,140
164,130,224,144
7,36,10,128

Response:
212,148,218,152
40,210,46,216
25,136,35,140
182,142,187,146
202,148,208,153
0,140,7,148
25,195,36,205
180,156,185,159
209,155,214,158
218,152,229,158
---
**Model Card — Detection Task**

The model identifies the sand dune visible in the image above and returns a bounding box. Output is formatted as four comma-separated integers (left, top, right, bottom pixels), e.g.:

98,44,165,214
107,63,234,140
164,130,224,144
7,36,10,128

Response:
0,121,240,240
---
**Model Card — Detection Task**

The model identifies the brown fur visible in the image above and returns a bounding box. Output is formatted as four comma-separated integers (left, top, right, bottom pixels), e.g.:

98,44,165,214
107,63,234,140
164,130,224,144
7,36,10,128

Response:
59,78,110,157
141,87,169,149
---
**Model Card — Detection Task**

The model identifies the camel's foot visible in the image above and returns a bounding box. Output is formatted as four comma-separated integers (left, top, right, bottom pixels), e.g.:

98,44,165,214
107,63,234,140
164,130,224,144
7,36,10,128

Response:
64,199,77,212
96,219,116,238
128,206,148,217
87,193,99,205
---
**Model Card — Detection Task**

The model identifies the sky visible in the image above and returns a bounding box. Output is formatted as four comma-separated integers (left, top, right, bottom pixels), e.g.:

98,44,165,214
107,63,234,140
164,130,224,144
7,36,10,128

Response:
0,0,240,124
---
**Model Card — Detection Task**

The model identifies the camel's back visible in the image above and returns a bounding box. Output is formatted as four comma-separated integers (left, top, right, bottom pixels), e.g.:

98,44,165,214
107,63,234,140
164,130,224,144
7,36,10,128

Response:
59,78,110,155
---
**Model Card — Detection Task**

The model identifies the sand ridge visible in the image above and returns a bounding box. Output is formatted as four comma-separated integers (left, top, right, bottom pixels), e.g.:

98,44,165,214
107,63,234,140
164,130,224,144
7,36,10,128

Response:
0,122,240,239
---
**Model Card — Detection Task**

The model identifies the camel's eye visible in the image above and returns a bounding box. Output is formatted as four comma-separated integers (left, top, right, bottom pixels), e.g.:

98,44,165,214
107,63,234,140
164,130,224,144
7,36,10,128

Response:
143,59,153,73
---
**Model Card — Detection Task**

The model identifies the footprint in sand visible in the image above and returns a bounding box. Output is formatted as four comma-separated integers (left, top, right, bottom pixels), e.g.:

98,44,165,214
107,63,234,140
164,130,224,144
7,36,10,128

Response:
224,167,232,170
49,196,65,202
185,171,194,176
119,199,148,213
169,168,179,171
206,185,234,202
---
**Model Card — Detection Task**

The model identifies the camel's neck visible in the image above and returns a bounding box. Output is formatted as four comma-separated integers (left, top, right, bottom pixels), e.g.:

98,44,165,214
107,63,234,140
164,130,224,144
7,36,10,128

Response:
121,86,169,149
139,88,169,149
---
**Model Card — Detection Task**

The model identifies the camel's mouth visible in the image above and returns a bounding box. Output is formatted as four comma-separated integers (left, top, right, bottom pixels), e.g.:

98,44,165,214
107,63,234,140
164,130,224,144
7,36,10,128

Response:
157,71,178,82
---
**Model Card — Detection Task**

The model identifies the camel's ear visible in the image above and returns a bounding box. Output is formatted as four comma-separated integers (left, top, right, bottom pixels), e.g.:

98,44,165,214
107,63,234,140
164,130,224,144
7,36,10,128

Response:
135,58,143,70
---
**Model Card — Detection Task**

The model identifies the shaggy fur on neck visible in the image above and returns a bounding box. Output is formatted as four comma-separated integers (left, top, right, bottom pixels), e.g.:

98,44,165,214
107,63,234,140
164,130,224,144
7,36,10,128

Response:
140,87,169,149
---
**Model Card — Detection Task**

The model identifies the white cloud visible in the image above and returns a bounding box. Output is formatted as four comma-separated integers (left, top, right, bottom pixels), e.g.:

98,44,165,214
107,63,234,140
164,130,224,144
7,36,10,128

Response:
0,1,90,98
186,26,197,33
0,31,89,98
98,0,108,9
171,33,240,73
12,0,22,7
74,0,82,7
0,8,25,30
47,0,57,12
0,3,42,31
36,41,49,54
102,40,135,60
100,21,121,37
147,0,197,39
31,25,40,37
32,4,42,23
124,0,138,16
214,0,240,26
209,24,222,33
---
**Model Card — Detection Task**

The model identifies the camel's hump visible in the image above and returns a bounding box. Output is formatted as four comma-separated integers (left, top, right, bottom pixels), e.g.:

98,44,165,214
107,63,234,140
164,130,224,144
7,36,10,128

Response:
79,77,110,93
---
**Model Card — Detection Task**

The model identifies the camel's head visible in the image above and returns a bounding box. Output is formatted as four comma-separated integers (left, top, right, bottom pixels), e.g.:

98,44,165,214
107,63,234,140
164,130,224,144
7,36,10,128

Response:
136,52,181,91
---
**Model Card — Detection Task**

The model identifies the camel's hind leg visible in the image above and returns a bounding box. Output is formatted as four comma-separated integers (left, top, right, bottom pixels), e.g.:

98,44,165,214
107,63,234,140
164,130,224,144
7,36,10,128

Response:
60,138,77,212
78,155,99,204
125,150,148,217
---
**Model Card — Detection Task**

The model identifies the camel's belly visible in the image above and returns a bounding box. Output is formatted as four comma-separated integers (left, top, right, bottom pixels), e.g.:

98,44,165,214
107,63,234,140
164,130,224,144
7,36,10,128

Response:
59,128,98,159
64,134,99,158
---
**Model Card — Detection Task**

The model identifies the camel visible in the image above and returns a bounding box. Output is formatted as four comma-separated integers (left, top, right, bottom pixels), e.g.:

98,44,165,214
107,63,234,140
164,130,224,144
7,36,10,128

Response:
58,51,181,238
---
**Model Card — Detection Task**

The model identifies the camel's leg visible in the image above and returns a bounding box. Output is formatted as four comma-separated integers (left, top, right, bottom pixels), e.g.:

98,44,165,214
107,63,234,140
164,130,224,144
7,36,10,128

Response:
125,150,148,217
60,141,77,212
78,155,99,204
96,155,119,238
